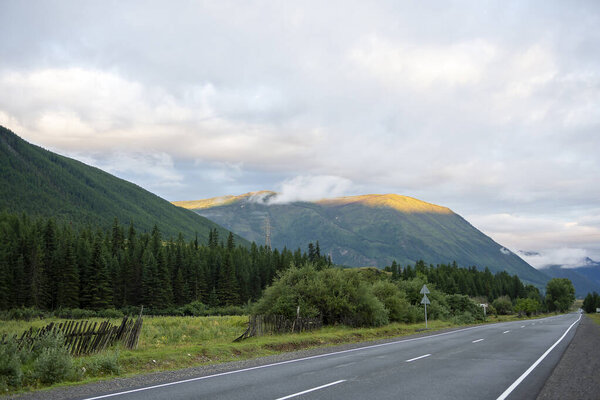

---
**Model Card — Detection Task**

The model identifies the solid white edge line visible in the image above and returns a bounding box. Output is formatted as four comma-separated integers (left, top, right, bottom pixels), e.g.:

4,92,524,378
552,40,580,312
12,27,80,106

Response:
274,380,346,400
80,316,557,400
495,313,582,400
472,339,484,343
406,354,431,362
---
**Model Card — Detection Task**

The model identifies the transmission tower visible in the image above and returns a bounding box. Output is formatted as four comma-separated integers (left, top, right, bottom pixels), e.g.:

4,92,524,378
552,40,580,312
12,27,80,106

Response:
265,215,271,250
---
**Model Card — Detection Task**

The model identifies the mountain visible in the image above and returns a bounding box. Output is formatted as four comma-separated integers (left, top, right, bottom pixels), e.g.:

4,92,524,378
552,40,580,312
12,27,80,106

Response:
0,125,244,243
174,191,549,286
538,258,600,298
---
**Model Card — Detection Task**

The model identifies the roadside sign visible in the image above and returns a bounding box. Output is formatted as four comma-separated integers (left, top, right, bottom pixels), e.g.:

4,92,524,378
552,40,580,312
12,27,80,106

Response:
421,292,430,328
479,303,488,319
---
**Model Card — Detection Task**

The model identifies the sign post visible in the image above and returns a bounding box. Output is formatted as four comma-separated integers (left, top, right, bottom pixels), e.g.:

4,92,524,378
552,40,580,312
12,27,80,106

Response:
420,284,430,329
479,303,488,320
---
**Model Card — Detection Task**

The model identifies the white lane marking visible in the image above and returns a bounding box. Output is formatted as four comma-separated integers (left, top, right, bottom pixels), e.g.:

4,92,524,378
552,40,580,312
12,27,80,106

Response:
81,325,487,400
406,354,431,362
521,325,525,328
503,330,510,334
334,362,356,369
496,314,582,400
472,339,484,343
275,380,346,400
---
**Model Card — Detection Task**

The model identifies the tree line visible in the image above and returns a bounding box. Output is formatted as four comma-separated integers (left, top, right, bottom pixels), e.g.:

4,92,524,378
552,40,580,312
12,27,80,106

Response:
383,259,543,304
0,212,330,312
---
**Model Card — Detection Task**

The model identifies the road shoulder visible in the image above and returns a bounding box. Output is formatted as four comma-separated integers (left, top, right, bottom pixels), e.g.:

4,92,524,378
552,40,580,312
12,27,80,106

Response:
536,314,600,400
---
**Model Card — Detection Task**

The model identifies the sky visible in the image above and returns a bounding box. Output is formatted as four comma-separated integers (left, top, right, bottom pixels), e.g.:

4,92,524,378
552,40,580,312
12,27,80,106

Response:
1,1,599,268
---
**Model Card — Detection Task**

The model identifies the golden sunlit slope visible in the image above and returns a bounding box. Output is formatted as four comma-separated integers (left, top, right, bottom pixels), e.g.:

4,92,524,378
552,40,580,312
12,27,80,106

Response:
174,192,452,214
317,194,453,214
173,191,276,210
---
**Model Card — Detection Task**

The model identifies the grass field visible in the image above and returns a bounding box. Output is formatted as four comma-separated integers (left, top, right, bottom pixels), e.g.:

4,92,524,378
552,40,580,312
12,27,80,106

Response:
0,313,556,394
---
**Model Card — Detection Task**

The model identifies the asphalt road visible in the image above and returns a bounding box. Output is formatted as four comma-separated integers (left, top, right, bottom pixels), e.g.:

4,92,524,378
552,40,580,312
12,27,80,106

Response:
71,313,580,400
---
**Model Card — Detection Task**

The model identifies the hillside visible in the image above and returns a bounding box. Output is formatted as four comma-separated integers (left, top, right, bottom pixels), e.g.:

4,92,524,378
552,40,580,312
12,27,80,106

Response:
0,125,244,243
539,258,600,297
174,191,549,286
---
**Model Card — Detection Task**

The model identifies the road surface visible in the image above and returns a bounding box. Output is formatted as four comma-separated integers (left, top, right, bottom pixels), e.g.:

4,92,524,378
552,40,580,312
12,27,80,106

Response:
72,313,580,400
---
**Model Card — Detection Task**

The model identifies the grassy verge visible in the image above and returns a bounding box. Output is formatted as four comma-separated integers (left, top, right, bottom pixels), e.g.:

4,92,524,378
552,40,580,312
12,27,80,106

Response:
1,313,555,394
588,313,600,326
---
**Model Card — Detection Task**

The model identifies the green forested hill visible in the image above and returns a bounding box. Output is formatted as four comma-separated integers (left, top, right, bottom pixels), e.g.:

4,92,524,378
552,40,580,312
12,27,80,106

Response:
175,192,549,286
0,126,244,243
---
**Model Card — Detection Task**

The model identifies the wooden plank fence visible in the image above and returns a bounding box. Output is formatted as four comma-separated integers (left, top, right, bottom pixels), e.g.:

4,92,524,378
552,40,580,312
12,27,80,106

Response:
234,314,322,341
1,313,143,356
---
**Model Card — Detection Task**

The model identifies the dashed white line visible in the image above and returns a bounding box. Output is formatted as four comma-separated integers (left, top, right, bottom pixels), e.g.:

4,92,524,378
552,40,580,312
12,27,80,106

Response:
275,380,346,400
406,354,431,362
472,339,484,343
503,330,510,334
521,325,525,328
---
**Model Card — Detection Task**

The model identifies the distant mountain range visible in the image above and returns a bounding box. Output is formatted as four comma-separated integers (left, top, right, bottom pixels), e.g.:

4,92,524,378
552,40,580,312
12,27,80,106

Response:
174,191,549,287
534,257,600,297
0,125,243,243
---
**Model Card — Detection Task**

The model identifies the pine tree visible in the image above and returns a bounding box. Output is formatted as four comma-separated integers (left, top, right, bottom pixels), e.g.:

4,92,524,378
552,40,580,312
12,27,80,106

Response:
217,253,239,306
89,233,113,310
57,235,79,308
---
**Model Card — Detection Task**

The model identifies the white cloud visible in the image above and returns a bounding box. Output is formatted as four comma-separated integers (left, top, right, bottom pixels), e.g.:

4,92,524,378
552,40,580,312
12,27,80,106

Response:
350,36,497,89
468,213,600,266
520,248,591,269
268,175,354,204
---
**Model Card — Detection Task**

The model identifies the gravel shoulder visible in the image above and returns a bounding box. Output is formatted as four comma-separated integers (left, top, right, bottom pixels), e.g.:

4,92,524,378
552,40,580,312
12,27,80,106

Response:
537,314,600,400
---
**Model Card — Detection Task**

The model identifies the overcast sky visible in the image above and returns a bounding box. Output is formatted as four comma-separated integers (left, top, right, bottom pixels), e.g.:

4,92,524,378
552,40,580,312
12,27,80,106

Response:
1,1,599,268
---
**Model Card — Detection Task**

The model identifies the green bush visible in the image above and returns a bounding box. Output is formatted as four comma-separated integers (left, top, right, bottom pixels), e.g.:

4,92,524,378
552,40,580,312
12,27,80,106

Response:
452,311,476,325
53,308,97,319
492,296,513,315
372,281,411,322
29,331,75,385
0,307,47,321
80,350,120,376
254,263,390,327
0,339,23,389
96,309,124,319
446,294,484,320
180,301,208,316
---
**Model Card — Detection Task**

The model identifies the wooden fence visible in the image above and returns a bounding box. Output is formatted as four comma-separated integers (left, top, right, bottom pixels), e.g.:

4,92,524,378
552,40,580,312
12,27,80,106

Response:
1,314,143,356
234,314,322,341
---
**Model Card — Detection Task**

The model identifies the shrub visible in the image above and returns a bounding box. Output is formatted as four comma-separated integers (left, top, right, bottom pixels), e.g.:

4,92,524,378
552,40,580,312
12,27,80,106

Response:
96,308,124,319
180,301,208,316
80,351,120,376
514,298,540,317
492,296,513,315
254,263,389,327
53,308,97,319
446,294,484,321
372,281,410,322
0,339,23,389
452,311,476,325
31,331,75,385
0,307,46,321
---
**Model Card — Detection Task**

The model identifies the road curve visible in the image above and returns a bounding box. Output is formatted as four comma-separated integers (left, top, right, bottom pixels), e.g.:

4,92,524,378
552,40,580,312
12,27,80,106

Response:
65,313,581,400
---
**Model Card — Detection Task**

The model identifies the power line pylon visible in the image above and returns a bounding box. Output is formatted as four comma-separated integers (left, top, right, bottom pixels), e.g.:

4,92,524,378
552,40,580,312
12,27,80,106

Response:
265,215,271,250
